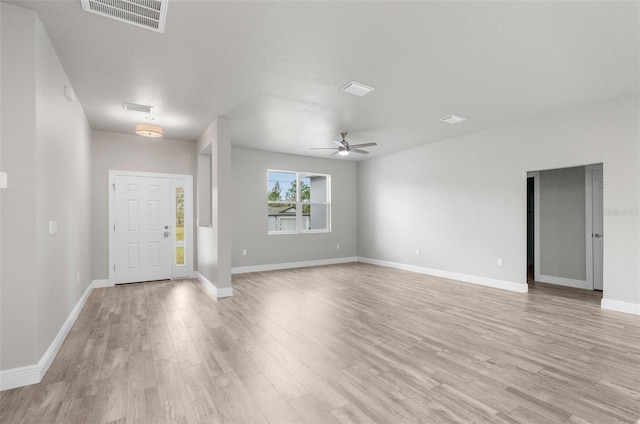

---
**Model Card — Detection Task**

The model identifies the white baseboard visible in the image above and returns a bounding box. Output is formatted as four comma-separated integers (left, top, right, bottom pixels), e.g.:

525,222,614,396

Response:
216,287,233,298
92,279,112,288
0,281,95,391
232,256,358,275
195,271,233,298
0,364,40,392
357,257,527,293
601,298,640,316
538,274,589,290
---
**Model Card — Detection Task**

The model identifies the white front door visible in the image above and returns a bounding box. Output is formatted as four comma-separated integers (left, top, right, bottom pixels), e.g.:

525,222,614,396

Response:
114,175,172,284
591,168,604,290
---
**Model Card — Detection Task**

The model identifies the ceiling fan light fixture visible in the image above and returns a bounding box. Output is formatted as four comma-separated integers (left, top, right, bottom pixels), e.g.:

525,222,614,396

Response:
136,123,163,138
310,132,375,156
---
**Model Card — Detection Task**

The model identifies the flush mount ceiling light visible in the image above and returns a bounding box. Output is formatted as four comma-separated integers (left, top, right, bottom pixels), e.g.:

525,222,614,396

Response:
440,115,466,124
81,0,169,33
123,102,153,113
136,123,163,138
340,81,375,96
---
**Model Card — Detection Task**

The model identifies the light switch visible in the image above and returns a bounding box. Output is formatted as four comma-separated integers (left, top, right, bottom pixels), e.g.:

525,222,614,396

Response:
48,220,57,235
0,171,7,188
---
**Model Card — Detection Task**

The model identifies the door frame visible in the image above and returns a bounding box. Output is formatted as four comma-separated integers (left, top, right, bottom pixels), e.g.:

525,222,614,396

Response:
585,164,603,291
108,170,194,285
527,171,541,283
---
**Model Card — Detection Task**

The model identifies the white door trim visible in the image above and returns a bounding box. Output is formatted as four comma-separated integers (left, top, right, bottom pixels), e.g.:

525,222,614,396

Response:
108,170,194,285
585,164,603,292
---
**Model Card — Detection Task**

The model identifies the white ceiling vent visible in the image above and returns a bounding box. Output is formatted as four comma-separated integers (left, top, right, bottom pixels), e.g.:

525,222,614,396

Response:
81,0,169,33
340,81,375,96
123,102,153,113
440,115,466,124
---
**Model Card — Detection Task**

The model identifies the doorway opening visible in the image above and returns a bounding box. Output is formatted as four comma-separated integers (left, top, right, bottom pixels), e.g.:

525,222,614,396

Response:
526,176,535,283
526,164,603,293
585,165,604,291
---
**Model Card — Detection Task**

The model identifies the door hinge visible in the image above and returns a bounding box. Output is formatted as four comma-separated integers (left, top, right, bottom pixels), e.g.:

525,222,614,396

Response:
112,183,115,190
114,264,116,271
114,224,116,232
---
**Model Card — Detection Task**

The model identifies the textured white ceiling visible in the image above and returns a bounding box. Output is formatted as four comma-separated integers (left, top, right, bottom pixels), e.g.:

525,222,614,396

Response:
10,0,640,160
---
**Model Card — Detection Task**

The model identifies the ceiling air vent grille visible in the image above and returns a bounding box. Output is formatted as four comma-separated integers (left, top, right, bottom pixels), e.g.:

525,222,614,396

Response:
81,0,169,33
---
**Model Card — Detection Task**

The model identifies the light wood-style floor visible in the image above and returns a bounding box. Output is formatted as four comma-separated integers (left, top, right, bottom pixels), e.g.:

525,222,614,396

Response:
1,263,639,424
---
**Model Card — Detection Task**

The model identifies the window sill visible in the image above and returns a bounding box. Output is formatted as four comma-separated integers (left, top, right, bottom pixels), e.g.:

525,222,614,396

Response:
268,230,331,235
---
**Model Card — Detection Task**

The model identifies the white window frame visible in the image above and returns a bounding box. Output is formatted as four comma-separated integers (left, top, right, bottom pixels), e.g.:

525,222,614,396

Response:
173,183,187,268
267,169,331,235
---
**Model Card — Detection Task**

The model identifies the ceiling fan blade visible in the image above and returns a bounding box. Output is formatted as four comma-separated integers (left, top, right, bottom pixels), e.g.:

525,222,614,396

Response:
351,148,370,154
333,139,345,147
349,142,377,148
309,147,338,150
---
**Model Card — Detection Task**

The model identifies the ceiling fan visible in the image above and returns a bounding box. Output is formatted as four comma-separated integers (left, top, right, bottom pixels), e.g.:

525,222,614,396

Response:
310,132,377,156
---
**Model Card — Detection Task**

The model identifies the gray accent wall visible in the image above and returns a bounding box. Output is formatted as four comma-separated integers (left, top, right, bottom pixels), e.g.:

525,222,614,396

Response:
539,167,586,281
358,96,639,305
90,130,197,280
1,4,93,370
231,148,357,268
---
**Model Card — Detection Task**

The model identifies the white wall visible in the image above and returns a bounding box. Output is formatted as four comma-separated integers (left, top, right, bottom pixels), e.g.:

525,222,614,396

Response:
1,3,92,370
232,148,357,269
1,3,39,370
196,118,232,292
358,96,639,306
91,130,196,280
197,152,212,227
539,166,586,282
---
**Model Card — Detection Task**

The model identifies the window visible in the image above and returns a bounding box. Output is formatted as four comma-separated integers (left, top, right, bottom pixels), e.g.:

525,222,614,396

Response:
267,170,330,234
175,186,185,265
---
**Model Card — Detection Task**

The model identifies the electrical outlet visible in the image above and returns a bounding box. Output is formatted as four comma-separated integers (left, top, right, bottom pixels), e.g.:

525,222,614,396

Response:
416,249,420,255
48,220,57,235
242,249,247,256
497,258,503,267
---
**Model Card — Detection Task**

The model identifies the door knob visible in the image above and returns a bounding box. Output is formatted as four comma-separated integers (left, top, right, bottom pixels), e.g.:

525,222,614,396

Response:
594,233,604,238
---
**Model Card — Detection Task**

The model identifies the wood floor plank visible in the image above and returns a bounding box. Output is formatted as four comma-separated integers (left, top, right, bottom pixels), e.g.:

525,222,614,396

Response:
208,372,268,424
1,263,639,423
288,393,341,424
243,373,304,423
154,358,199,424
274,355,350,411
331,402,377,424
257,357,309,401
